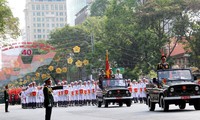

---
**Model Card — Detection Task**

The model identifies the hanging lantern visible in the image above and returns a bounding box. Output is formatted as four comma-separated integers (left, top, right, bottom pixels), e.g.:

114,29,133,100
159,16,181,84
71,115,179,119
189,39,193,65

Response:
73,46,80,53
67,57,73,64
83,59,89,65
48,66,54,71
62,67,67,73
56,68,62,74
75,60,83,67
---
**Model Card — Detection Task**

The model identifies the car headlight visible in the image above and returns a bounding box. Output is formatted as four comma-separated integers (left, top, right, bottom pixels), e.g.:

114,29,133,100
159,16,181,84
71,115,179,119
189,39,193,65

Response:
170,87,174,92
108,91,112,95
195,86,199,91
126,91,129,94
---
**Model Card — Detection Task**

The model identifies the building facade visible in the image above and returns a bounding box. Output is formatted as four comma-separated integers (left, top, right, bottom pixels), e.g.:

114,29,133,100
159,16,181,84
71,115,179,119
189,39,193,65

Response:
24,0,67,41
67,0,87,26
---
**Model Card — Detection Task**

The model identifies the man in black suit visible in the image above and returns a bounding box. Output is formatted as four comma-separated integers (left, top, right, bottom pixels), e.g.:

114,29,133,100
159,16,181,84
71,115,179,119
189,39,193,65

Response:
4,85,9,113
43,78,63,120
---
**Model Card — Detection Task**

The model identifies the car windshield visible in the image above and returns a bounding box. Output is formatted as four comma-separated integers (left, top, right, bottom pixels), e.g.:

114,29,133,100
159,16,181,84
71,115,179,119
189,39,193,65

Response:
158,69,192,81
102,79,126,88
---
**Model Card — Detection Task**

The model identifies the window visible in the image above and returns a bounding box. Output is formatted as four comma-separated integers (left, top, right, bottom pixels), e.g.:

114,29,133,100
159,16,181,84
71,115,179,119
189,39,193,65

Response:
38,35,42,39
60,12,63,16
42,5,45,10
37,29,41,33
55,5,58,10
60,18,64,21
37,23,41,27
32,5,35,10
36,5,40,10
51,5,54,10
37,12,40,16
42,23,45,27
47,23,49,27
59,5,63,10
52,24,55,27
33,18,36,22
33,12,35,16
37,17,41,22
46,5,49,10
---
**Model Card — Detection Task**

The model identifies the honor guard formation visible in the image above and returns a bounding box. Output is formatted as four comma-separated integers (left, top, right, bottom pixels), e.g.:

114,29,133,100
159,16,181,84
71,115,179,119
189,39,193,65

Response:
4,78,149,110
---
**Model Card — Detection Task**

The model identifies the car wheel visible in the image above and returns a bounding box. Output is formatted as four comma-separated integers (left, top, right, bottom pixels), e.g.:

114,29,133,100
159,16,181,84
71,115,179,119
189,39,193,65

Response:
97,101,102,108
147,96,155,111
119,102,123,107
160,95,169,111
105,101,108,108
194,100,200,110
126,100,132,107
179,102,186,110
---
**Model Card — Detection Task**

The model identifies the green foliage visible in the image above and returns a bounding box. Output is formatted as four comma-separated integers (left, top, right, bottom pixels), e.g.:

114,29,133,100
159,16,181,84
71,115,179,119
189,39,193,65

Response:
90,0,110,17
0,0,20,39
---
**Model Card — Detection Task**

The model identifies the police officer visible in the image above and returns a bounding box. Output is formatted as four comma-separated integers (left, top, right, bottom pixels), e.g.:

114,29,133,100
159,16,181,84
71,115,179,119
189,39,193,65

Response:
43,78,63,120
157,55,169,70
4,85,9,112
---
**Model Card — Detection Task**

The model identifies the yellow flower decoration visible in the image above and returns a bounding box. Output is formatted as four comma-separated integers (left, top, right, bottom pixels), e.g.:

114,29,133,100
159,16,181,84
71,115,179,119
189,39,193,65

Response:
83,59,89,65
73,46,80,53
42,74,47,79
56,68,62,74
48,66,54,71
76,60,83,67
35,72,40,77
62,67,67,73
67,57,73,64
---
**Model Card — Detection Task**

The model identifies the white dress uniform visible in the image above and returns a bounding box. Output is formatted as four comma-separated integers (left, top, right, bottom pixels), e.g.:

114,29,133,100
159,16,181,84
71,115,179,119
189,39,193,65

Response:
74,85,79,106
69,85,75,106
78,84,85,106
63,85,69,107
91,82,97,105
30,86,37,108
132,82,138,103
86,83,91,105
20,90,27,108
114,73,123,79
52,89,58,107
37,88,44,108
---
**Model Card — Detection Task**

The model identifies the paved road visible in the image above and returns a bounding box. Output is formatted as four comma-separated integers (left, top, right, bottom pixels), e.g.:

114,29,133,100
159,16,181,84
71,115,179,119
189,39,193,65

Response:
0,103,200,120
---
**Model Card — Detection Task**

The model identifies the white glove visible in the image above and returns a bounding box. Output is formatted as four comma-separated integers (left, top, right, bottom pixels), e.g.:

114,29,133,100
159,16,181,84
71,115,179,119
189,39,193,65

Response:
6,99,8,102
48,104,51,107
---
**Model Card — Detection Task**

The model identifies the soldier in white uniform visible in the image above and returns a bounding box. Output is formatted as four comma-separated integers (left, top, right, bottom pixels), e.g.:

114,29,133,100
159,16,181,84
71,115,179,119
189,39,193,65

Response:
141,78,148,104
138,80,143,103
26,83,33,109
19,87,27,109
132,80,138,103
74,81,79,106
78,80,85,106
31,82,37,109
91,80,97,105
37,86,44,108
86,81,91,106
69,82,75,106
63,80,69,107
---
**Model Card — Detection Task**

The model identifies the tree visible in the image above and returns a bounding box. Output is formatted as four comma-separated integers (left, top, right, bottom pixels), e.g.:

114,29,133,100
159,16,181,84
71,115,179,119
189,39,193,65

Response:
90,0,110,17
0,0,20,40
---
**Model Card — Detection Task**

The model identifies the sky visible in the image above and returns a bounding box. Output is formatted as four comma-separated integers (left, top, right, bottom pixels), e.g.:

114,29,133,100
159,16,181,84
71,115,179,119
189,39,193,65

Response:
7,0,26,29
